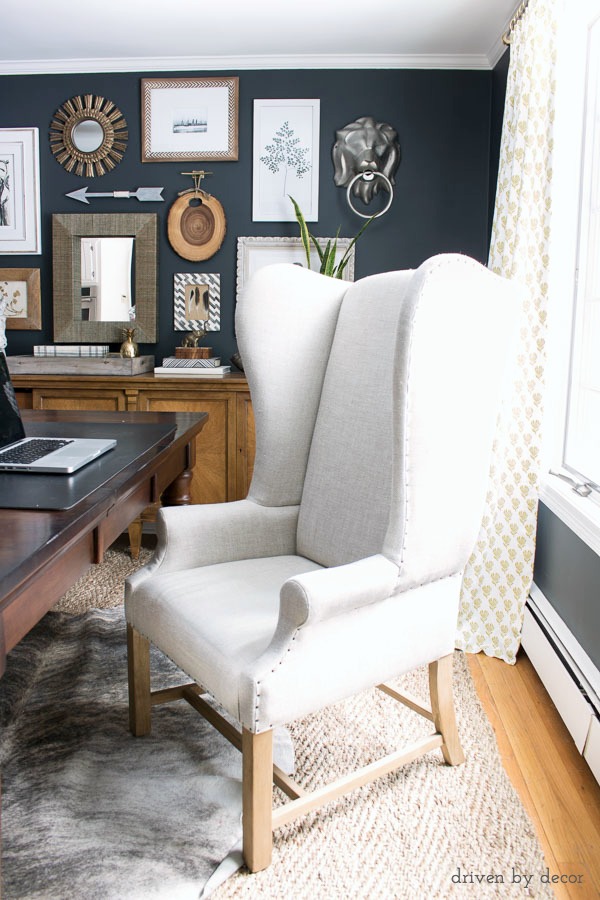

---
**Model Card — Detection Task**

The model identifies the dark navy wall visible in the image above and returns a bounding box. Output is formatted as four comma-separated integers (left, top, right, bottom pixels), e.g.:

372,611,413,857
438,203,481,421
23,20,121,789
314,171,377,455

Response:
489,49,509,237
1,67,494,363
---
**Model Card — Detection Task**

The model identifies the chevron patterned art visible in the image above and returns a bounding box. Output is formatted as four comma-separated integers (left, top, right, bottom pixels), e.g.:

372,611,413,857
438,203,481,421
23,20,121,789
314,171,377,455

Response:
173,273,220,331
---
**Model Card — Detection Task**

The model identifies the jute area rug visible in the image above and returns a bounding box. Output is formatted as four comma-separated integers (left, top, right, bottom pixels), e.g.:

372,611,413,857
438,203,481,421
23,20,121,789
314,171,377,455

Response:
1,547,553,899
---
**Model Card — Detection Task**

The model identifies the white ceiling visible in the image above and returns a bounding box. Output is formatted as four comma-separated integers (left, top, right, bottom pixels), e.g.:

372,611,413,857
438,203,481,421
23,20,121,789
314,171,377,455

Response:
1,0,516,75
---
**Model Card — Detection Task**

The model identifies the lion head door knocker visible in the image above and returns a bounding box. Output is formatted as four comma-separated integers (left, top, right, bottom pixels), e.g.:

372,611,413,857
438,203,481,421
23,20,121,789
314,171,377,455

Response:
332,117,400,219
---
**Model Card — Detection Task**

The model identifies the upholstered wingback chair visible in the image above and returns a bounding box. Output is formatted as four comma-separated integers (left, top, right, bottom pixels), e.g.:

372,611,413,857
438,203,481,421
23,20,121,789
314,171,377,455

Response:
125,255,517,872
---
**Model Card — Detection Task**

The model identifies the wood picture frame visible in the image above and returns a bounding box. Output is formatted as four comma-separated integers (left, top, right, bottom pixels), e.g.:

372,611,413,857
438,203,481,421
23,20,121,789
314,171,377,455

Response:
0,267,42,329
0,128,42,254
236,235,354,298
141,77,239,162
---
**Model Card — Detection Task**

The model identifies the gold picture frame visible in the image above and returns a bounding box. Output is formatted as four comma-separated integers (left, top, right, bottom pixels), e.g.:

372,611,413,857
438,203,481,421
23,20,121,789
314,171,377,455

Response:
141,77,239,162
0,267,42,330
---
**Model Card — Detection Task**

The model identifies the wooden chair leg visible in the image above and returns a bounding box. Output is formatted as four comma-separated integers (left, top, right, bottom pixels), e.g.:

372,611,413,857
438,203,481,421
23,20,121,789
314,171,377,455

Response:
127,624,152,736
429,654,465,766
242,727,273,873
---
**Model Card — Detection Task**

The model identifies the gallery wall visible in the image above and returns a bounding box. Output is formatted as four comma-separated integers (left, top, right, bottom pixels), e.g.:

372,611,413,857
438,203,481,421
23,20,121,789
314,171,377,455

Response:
1,67,497,363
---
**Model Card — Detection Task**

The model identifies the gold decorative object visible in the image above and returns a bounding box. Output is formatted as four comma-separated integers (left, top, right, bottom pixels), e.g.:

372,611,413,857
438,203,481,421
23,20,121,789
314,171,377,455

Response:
180,327,207,348
49,95,128,178
120,327,139,358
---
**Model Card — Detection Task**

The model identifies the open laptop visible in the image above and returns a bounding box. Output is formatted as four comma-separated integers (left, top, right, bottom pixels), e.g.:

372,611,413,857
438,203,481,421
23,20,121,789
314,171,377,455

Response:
0,353,116,473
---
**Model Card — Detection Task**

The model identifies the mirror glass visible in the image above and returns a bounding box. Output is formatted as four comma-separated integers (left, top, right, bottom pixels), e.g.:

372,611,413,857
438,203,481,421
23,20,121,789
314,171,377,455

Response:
72,119,105,153
52,213,157,343
80,237,134,321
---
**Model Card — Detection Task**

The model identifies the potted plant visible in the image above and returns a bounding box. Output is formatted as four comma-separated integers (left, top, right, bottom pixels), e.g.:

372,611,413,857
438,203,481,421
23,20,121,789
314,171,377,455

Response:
289,196,374,280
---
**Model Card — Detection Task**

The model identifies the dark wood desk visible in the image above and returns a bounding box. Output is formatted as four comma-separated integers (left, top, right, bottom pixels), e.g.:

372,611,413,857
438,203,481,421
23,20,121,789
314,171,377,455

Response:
0,409,207,677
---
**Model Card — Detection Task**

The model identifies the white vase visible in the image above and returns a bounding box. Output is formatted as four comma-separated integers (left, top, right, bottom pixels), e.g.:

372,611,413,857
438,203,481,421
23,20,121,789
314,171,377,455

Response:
0,314,6,354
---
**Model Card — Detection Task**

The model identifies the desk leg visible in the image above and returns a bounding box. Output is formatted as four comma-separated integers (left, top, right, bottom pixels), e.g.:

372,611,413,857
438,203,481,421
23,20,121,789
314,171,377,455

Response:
127,440,195,557
162,439,195,507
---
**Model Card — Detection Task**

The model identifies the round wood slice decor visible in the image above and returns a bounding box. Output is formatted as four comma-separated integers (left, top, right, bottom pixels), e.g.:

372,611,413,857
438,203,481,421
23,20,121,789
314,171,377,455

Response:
167,192,226,261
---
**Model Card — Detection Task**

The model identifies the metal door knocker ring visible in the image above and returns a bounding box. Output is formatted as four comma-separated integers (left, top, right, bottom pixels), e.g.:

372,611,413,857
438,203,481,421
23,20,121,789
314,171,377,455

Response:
346,172,393,219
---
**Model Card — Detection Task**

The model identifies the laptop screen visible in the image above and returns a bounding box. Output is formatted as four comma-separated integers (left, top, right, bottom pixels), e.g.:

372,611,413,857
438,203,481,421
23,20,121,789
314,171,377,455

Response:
0,353,26,450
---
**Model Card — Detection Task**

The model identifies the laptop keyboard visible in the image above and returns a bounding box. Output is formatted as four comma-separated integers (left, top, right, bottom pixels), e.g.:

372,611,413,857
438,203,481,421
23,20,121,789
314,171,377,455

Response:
0,438,74,464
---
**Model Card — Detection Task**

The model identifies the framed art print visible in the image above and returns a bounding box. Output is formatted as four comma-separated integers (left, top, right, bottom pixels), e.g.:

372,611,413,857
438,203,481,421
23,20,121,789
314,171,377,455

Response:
141,77,238,162
173,273,220,331
253,99,320,222
0,267,42,329
236,236,354,298
0,128,42,254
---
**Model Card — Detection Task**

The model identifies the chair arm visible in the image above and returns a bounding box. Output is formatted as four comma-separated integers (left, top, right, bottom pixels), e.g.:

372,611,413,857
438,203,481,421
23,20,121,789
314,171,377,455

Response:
127,499,299,590
279,554,399,628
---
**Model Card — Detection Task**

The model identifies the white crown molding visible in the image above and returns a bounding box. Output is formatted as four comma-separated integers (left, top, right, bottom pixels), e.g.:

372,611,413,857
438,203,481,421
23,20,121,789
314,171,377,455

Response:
487,36,509,69
0,51,496,76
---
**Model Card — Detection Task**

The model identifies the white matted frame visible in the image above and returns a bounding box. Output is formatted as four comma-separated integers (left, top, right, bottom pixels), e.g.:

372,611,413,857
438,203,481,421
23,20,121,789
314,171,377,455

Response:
173,273,221,332
0,128,41,254
141,77,238,162
236,236,354,298
253,99,320,222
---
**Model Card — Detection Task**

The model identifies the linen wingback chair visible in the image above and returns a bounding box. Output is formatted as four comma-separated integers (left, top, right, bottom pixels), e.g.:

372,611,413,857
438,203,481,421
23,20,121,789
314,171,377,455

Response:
125,254,518,872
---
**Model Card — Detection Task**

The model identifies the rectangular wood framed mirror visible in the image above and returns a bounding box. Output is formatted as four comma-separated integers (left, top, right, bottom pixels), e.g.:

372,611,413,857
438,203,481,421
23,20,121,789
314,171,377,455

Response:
52,213,158,343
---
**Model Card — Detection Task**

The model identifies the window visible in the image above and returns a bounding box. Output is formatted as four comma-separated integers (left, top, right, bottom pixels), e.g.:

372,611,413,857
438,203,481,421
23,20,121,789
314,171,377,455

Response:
564,15,600,490
541,2,600,554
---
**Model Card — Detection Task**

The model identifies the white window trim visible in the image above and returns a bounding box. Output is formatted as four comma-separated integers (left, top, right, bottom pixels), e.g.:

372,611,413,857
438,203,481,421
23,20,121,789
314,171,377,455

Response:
541,0,600,558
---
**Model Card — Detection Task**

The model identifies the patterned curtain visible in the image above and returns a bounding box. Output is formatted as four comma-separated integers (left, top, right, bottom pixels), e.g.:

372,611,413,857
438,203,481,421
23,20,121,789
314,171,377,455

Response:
456,0,558,664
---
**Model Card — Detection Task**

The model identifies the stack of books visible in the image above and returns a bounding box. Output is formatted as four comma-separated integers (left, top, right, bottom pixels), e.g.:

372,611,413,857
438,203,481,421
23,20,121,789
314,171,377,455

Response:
154,356,231,377
34,344,109,357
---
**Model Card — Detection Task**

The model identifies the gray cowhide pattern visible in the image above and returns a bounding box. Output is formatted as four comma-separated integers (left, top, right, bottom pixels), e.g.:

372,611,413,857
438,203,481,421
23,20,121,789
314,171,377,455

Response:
0,607,288,899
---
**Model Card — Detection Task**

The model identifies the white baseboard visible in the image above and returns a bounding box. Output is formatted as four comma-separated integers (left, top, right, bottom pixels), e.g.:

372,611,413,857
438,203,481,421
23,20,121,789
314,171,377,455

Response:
584,716,600,784
523,585,599,783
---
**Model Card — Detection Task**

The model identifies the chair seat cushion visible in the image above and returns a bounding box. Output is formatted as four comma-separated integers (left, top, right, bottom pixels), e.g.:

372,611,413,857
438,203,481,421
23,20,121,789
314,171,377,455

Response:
126,555,323,720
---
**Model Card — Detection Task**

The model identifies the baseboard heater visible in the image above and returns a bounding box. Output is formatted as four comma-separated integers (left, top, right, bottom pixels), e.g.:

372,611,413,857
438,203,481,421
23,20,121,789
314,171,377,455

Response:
523,583,600,785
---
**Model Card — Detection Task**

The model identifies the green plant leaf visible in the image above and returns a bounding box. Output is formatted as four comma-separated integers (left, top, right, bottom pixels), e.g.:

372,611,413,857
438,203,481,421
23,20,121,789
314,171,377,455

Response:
289,195,311,270
290,197,376,279
326,231,340,277
310,234,325,266
319,239,333,274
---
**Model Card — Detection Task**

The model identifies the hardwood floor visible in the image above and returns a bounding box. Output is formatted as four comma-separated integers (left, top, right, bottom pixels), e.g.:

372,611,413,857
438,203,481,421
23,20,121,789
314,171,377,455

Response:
469,650,600,900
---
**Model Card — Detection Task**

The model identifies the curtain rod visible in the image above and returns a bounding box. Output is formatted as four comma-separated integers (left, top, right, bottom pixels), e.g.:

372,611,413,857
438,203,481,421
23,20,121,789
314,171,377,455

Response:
502,0,530,45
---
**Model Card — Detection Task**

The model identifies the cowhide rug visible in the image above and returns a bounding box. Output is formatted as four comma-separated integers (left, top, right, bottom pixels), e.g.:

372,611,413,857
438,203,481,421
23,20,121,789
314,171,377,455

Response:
0,607,292,900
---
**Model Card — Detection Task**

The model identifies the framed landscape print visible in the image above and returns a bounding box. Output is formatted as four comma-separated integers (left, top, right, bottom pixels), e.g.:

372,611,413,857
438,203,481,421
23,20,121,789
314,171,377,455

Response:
141,77,239,162
252,99,320,222
0,128,42,254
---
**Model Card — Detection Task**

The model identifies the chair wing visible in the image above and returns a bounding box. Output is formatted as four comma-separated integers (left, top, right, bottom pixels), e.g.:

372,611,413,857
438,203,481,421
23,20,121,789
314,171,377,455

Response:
236,263,349,508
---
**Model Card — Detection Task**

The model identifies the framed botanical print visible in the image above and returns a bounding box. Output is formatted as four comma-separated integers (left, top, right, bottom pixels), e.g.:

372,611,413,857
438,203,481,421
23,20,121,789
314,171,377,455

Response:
253,99,320,222
0,267,42,329
0,128,42,254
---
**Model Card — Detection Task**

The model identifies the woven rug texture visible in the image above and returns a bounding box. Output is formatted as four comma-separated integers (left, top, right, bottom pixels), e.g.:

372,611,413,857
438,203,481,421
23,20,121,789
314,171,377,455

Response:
1,547,553,899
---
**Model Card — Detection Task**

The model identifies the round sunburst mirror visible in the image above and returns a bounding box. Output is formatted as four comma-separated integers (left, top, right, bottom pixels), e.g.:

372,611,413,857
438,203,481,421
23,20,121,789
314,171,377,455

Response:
49,95,128,177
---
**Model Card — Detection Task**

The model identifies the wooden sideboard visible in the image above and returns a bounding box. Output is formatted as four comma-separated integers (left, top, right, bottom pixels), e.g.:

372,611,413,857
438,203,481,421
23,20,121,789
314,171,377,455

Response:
11,372,256,553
